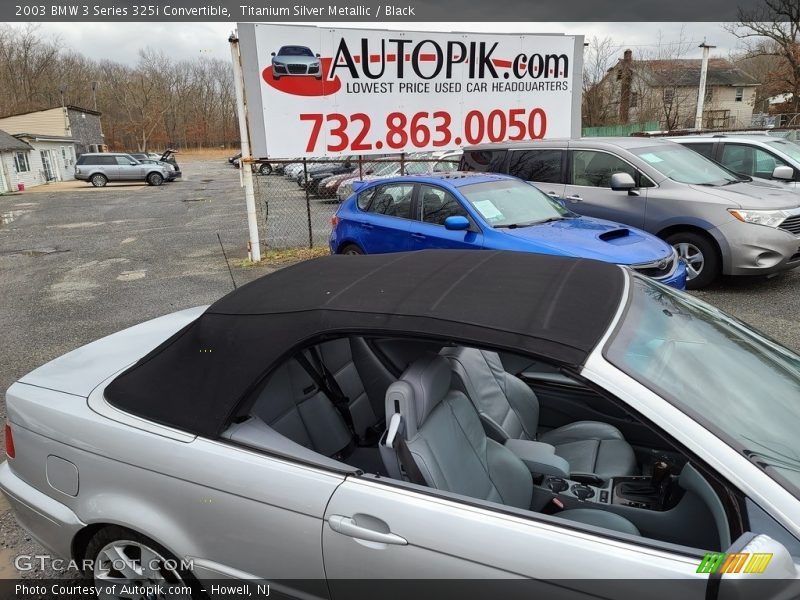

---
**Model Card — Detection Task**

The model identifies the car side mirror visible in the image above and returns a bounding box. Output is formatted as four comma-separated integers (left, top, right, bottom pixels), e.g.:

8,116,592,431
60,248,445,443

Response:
316,53,321,58
444,216,470,231
129,161,137,165
610,172,637,191
271,52,276,57
772,165,795,181
716,534,799,600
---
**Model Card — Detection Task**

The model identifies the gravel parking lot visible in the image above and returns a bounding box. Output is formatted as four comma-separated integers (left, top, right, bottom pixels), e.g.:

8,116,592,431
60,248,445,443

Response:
1,158,799,579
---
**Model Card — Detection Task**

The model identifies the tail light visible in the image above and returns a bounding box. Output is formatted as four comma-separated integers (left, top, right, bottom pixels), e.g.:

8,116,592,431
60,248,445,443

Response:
4,423,15,459
331,215,338,227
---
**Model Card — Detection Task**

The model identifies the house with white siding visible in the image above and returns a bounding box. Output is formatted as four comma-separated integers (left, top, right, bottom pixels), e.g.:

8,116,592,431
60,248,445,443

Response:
0,129,33,193
0,105,105,189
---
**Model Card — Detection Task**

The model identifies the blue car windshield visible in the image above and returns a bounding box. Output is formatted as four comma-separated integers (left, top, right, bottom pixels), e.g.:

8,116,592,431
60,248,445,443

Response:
278,46,314,57
458,179,571,227
606,275,800,496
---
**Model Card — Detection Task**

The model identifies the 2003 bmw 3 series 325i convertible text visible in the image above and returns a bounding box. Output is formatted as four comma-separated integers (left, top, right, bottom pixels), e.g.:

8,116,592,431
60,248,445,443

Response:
2,251,800,600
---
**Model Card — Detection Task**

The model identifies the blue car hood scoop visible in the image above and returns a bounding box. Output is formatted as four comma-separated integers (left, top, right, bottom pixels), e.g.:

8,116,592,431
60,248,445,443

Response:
598,228,631,242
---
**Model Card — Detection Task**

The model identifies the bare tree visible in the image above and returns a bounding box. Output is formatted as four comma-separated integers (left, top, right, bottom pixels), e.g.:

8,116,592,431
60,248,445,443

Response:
0,26,239,150
725,1,800,112
582,36,618,127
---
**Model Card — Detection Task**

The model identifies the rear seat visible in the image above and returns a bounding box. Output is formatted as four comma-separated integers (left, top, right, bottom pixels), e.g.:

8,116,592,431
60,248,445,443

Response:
251,356,353,458
249,337,395,457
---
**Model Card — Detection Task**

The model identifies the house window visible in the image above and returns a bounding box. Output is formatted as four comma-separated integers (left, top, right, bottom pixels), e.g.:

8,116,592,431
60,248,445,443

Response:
705,88,713,103
735,87,744,102
13,152,30,173
663,88,674,105
630,92,639,108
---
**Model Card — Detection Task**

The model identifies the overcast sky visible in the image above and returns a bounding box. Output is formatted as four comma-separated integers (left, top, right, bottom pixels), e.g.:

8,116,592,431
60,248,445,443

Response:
18,22,744,65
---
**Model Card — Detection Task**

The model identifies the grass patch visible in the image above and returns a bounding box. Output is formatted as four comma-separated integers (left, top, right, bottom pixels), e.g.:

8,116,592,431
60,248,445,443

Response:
238,246,329,268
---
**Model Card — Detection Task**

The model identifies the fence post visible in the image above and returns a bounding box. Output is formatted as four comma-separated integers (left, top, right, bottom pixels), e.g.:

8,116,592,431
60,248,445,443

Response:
358,155,363,180
303,159,313,249
400,152,405,175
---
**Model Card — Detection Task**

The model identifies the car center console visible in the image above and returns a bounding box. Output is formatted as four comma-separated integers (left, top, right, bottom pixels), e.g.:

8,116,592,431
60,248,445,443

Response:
539,461,680,512
504,440,682,513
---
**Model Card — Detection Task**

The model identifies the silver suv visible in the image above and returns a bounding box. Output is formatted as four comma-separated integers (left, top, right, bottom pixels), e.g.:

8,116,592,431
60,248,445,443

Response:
75,153,172,187
669,134,800,193
461,137,800,288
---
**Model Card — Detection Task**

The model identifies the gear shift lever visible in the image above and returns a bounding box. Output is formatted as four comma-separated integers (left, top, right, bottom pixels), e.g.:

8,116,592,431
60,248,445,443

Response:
651,460,671,489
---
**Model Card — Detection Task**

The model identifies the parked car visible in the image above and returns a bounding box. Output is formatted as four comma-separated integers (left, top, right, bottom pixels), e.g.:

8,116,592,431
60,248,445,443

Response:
669,134,800,192
297,157,356,193
129,153,178,181
159,149,181,178
336,151,463,202
228,152,241,165
74,153,171,187
330,173,686,289
462,138,800,288
271,45,322,80
3,250,799,595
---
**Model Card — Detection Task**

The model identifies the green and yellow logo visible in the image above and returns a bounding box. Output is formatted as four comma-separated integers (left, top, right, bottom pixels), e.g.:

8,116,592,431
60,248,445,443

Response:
697,552,773,574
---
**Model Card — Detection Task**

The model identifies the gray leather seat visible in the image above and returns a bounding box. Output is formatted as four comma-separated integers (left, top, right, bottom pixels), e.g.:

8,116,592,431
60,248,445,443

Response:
253,357,353,458
386,354,640,536
442,347,636,479
252,338,395,457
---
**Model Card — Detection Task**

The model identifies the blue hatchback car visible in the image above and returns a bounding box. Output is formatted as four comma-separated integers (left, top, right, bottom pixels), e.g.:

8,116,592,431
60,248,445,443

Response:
330,173,687,289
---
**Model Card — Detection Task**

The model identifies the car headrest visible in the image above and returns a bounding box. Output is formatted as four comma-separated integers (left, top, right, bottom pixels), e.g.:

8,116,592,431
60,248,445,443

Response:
385,353,452,439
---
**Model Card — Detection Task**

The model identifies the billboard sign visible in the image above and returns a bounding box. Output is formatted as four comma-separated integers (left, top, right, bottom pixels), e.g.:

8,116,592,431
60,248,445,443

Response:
238,23,583,158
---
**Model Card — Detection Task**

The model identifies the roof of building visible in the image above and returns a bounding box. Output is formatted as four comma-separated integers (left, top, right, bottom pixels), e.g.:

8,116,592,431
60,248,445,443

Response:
0,129,32,152
613,57,760,88
105,250,625,437
0,104,101,120
14,133,77,143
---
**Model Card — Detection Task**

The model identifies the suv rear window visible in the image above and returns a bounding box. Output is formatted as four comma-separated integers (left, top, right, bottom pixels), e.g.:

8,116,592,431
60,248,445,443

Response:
508,149,564,183
460,149,508,173
77,155,115,166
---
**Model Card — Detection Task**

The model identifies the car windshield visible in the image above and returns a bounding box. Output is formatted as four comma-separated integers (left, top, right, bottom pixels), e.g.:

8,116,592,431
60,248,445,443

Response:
278,46,314,57
459,179,572,228
632,145,738,185
606,275,800,497
765,139,800,162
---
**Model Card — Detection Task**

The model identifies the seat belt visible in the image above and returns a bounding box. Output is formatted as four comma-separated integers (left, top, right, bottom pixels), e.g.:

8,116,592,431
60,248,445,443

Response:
295,352,358,440
394,435,428,486
386,414,427,486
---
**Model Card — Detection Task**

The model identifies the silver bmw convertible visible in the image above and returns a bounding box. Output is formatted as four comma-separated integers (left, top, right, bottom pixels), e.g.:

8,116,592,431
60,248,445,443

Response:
2,250,800,599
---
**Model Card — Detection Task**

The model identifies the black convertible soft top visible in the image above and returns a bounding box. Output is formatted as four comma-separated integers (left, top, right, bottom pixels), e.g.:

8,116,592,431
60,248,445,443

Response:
106,250,625,437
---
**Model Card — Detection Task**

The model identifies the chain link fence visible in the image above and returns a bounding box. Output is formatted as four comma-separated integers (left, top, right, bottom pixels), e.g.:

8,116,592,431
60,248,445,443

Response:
250,154,461,250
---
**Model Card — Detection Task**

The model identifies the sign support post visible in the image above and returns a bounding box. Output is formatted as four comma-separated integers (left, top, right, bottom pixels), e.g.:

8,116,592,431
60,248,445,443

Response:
229,32,261,263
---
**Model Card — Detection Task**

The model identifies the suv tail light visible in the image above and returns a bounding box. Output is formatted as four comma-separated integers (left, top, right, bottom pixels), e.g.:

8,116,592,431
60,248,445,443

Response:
331,215,338,227
4,423,15,459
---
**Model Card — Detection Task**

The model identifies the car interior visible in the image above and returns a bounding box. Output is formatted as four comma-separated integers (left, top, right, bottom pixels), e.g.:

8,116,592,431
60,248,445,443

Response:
223,334,736,553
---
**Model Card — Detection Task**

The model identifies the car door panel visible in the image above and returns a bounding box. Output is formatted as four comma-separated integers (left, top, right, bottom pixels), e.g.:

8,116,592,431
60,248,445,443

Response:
564,150,647,228
323,477,707,599
358,183,415,253
410,184,484,250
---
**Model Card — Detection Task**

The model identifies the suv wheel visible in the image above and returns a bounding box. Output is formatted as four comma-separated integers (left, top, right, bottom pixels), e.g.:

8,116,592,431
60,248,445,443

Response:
90,174,107,187
665,231,719,290
147,172,164,186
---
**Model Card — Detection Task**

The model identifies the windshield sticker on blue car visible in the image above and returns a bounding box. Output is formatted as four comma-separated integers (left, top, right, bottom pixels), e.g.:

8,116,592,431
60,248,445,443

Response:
473,200,504,222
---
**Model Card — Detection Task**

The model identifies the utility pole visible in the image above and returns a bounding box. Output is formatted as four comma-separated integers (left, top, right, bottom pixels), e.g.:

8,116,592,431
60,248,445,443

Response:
694,41,716,130
229,32,261,263
91,81,98,111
